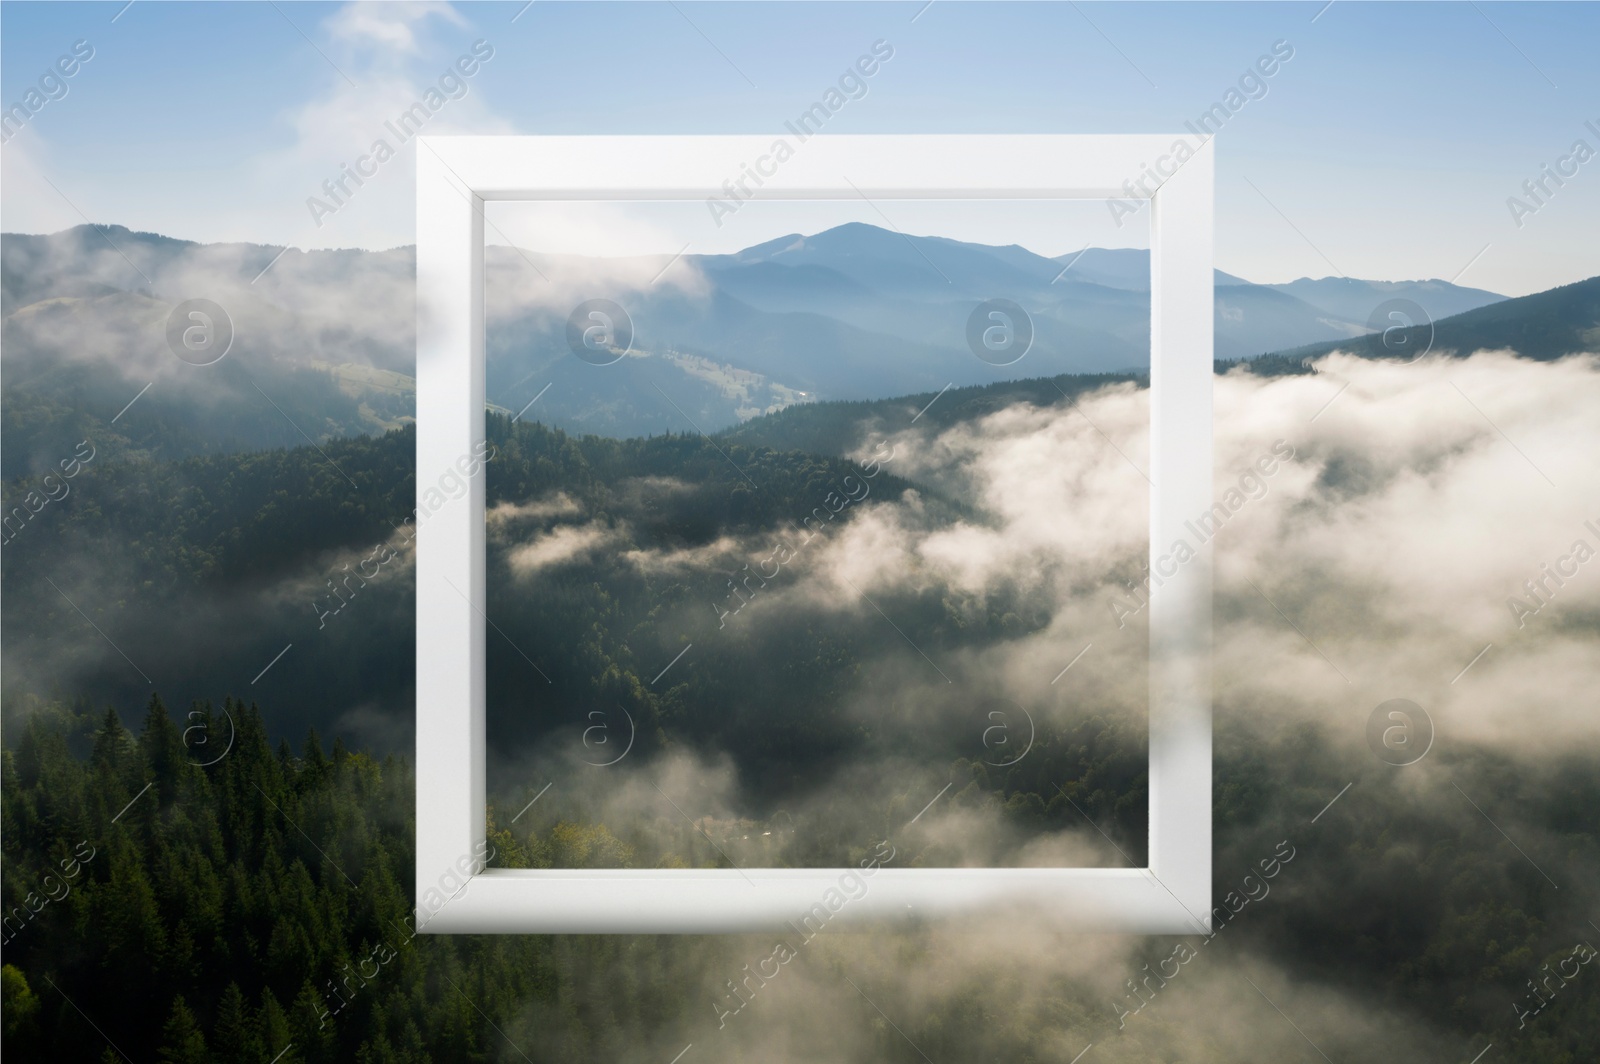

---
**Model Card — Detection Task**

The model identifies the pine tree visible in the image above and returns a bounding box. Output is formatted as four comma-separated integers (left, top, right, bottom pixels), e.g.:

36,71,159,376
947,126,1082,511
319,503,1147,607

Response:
291,978,338,1064
213,981,253,1060
95,836,168,985
139,694,187,805
90,707,135,773
156,996,208,1064
258,987,294,1063
301,729,327,787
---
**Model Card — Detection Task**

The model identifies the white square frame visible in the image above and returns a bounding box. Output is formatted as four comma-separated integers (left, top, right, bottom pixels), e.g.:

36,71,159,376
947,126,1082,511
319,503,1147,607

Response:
415,135,1212,934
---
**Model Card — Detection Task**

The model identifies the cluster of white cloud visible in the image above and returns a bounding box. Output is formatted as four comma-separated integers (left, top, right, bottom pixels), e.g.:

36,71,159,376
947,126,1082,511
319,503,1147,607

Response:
795,351,1600,760
496,350,1600,864
487,347,1600,1063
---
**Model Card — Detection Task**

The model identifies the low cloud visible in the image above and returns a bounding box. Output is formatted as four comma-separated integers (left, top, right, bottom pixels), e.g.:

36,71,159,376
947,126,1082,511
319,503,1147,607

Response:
508,522,612,576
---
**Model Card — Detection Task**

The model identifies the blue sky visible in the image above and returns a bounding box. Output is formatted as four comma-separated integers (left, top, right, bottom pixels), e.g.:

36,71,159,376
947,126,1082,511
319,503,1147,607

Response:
2,1,1596,295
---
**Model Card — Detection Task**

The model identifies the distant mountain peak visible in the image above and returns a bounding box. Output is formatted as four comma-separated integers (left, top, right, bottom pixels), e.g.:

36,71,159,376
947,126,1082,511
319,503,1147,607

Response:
731,232,807,264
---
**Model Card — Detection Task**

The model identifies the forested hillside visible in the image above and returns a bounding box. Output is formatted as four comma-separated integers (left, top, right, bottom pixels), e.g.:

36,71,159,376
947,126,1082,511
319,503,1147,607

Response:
1266,275,1600,365
1,697,694,1063
2,697,1594,1062
6,348,1600,1060
4,406,1148,869
717,370,1141,457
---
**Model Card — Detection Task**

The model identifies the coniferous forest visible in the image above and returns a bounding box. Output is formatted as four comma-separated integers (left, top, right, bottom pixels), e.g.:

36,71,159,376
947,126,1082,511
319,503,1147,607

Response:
4,689,1598,1062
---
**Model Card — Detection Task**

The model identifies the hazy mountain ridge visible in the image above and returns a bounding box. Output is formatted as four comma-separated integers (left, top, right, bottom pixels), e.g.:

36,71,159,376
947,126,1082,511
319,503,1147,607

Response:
722,276,1599,458
0,223,1542,478
1257,274,1600,367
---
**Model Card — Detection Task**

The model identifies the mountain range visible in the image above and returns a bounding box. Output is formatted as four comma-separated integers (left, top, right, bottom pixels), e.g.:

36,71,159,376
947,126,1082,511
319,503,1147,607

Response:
3,222,1587,481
